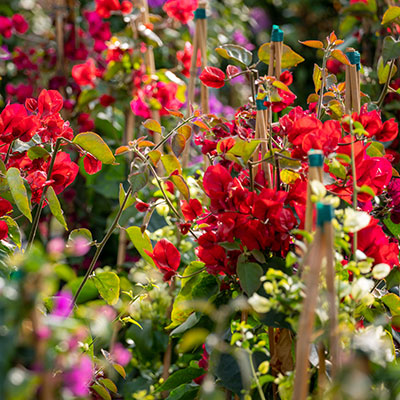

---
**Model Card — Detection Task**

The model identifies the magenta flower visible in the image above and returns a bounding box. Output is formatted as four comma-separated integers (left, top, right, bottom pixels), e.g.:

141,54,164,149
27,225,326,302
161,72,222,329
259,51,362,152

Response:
64,355,93,397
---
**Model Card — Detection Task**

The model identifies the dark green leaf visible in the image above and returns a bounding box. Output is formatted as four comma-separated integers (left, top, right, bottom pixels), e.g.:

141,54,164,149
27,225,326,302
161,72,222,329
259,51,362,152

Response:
6,167,32,222
382,36,400,64
73,132,116,164
157,368,204,392
216,44,253,68
237,262,263,295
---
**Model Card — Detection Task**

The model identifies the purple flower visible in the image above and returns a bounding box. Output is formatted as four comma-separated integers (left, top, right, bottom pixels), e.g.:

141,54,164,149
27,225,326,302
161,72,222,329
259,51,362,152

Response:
52,291,73,319
148,0,166,7
232,30,255,51
64,355,93,397
209,95,235,119
250,7,270,34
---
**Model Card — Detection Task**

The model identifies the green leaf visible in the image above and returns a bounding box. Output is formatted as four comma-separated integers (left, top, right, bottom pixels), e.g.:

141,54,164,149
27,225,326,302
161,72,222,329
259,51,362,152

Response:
104,61,123,80
92,384,111,400
6,167,32,222
178,328,209,353
68,228,93,244
237,262,263,295
382,36,400,64
126,226,155,267
172,133,186,157
366,141,385,157
157,368,205,392
382,293,400,315
313,63,322,94
166,384,199,400
27,146,50,161
45,186,67,230
77,89,99,108
148,149,162,167
3,216,21,248
328,158,347,180
169,175,190,201
128,165,149,194
386,267,400,290
99,379,117,394
377,56,398,84
119,184,135,210
216,44,253,68
384,217,400,238
225,138,260,163
73,132,116,164
382,6,400,25
258,43,304,69
358,185,375,197
93,271,120,305
143,119,162,134
161,154,182,175
121,316,143,329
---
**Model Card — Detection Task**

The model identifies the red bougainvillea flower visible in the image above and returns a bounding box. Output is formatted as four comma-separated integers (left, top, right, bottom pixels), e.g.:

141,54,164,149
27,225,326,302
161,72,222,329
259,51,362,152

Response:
0,198,12,217
11,14,29,34
226,65,240,78
163,0,198,24
356,218,399,267
144,239,181,281
83,154,102,175
135,200,150,212
72,58,99,87
37,89,64,118
95,0,121,18
77,113,95,132
0,221,8,241
177,42,201,77
203,164,233,201
50,152,80,195
200,67,226,89
181,199,203,221
0,17,13,38
279,70,293,86
99,94,115,107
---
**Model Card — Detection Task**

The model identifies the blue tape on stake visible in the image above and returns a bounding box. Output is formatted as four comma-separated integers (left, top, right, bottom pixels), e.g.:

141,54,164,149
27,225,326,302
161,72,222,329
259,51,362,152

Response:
271,25,284,42
194,8,206,19
317,203,334,227
346,50,361,71
308,150,324,167
256,99,268,110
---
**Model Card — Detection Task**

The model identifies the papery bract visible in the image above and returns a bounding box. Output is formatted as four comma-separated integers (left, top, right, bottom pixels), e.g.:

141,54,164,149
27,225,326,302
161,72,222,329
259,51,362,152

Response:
200,67,226,89
163,0,198,24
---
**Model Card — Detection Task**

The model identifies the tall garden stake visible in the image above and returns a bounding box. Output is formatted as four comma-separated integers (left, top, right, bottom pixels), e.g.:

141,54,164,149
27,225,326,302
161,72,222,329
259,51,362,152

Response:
183,1,209,167
293,203,335,400
305,150,324,233
344,48,361,115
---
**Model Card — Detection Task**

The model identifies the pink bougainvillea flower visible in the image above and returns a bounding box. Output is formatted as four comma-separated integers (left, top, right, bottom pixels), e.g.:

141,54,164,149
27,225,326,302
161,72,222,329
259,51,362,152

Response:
52,291,73,319
163,0,198,24
144,239,180,281
199,67,226,89
11,14,29,34
83,154,102,175
72,58,99,87
64,355,93,397
111,343,132,366
0,221,8,241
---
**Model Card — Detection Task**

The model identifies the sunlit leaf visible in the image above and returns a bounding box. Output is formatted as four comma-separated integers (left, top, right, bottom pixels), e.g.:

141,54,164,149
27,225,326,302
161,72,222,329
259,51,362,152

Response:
6,168,32,222
143,119,162,134
172,133,186,157
330,49,350,66
170,175,190,201
93,271,120,305
73,132,116,164
258,43,304,69
382,6,400,25
126,226,155,267
46,186,68,230
161,154,182,175
216,44,253,67
299,40,324,49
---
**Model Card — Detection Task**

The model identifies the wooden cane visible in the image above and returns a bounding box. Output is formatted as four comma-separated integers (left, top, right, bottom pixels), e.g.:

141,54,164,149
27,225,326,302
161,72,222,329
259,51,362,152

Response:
344,48,361,115
305,150,324,234
292,203,334,400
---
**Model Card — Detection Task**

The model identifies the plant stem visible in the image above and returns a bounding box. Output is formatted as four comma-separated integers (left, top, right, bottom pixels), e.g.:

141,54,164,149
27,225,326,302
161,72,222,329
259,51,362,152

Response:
376,59,395,108
248,349,266,400
72,186,133,306
27,138,62,249
4,140,15,165
249,70,256,105
317,52,329,120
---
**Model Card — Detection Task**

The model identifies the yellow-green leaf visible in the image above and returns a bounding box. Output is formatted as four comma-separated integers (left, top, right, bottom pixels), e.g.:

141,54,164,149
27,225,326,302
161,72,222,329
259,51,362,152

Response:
161,154,182,175
143,119,162,134
6,167,32,222
147,150,162,167
330,49,351,66
46,185,68,230
172,133,186,157
382,6,400,25
313,64,322,94
99,379,117,394
377,56,398,84
126,226,155,267
258,43,304,69
121,316,143,329
92,384,111,400
93,271,120,305
113,363,126,379
170,174,190,201
73,132,116,164
119,184,135,210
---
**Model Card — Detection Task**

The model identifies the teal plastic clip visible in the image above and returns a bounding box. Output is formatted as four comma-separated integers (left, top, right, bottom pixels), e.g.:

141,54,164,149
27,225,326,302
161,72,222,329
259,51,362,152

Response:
271,25,284,42
194,8,206,19
317,203,334,227
346,50,360,71
308,149,324,167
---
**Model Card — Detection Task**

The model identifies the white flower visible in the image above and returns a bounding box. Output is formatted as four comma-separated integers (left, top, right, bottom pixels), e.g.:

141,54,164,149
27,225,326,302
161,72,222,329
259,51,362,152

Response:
310,180,326,200
248,293,270,313
372,263,391,280
353,325,394,366
351,277,374,301
343,209,371,233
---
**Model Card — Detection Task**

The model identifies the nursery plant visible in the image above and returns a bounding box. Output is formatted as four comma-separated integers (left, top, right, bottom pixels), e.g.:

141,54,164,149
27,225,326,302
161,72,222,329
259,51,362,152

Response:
2,0,400,399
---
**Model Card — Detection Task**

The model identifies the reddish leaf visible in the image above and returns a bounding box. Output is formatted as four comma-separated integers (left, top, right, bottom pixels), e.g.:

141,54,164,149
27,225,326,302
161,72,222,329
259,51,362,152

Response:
330,49,351,66
299,40,324,49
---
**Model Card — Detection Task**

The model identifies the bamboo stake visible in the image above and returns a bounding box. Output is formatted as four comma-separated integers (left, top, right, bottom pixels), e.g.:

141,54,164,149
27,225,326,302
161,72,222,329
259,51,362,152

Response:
292,203,334,400
183,1,208,168
54,0,65,75
344,48,361,115
305,150,324,234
